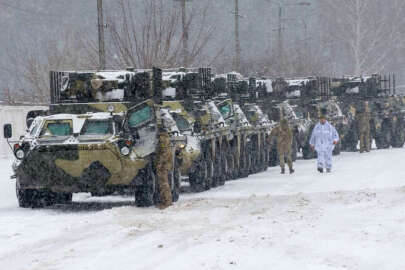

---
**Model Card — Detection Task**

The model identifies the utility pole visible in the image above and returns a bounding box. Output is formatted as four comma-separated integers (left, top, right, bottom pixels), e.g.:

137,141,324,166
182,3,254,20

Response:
277,4,284,75
97,0,106,70
234,0,241,72
174,0,191,67
267,1,311,75
181,0,188,67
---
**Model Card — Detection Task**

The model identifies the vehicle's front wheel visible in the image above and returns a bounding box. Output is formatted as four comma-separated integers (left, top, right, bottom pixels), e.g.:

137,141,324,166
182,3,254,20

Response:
16,180,59,208
302,144,314,159
268,146,278,167
189,159,209,192
16,183,37,208
212,148,226,187
135,165,156,207
171,164,181,202
51,192,73,204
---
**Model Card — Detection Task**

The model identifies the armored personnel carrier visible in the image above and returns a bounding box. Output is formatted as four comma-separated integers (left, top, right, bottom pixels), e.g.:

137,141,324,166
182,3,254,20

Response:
269,76,350,157
161,68,234,192
4,106,184,208
4,68,188,208
331,74,405,149
213,73,275,173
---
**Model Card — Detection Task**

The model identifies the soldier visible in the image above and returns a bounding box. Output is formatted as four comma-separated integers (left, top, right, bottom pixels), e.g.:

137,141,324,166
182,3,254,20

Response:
310,113,339,173
269,118,295,174
355,102,371,153
154,117,174,209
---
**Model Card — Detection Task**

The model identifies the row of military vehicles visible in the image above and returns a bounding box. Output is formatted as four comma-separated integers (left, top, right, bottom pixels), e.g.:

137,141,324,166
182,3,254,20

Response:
3,67,404,208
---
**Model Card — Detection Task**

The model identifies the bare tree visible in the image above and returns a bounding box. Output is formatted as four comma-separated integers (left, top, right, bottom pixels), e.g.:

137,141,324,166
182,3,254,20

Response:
1,31,94,104
105,0,220,69
319,0,405,75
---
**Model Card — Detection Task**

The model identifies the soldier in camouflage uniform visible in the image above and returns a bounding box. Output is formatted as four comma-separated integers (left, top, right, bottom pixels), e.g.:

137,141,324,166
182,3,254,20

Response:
356,102,371,153
155,126,174,209
269,118,295,174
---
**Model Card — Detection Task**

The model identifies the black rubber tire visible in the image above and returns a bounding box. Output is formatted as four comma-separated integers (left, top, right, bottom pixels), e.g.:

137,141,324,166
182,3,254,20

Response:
375,132,391,149
341,122,358,152
212,146,226,187
171,165,181,202
302,144,314,160
239,151,249,177
221,151,231,181
51,192,73,204
268,147,278,167
391,119,405,148
291,139,298,162
16,186,36,208
135,165,156,207
16,180,59,208
376,119,392,149
227,150,238,180
206,155,214,189
391,133,405,148
260,148,268,172
189,160,208,192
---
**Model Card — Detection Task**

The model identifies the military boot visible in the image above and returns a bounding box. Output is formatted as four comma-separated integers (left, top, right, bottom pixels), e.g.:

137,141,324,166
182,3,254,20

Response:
289,168,295,174
326,168,331,173
281,168,285,174
317,167,323,173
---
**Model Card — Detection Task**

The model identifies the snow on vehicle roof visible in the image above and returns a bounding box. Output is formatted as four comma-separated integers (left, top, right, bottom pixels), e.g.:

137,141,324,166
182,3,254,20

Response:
95,71,135,83
342,75,373,82
42,112,114,121
162,71,186,82
207,101,226,126
319,101,343,117
285,77,313,86
214,74,227,79
245,104,271,125
160,108,180,134
257,79,273,93
233,104,250,126
227,71,244,80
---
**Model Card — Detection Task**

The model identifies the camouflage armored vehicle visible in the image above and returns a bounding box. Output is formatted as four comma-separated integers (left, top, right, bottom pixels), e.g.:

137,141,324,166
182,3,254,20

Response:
369,97,405,148
212,73,275,174
3,68,189,208
215,98,257,177
268,78,323,160
331,74,405,149
4,106,184,208
269,76,350,156
241,103,274,171
162,99,232,191
161,68,235,192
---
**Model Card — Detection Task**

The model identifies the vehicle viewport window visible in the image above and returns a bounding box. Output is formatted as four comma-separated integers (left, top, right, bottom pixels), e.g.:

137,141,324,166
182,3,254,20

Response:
219,104,231,118
81,120,111,135
174,114,190,131
41,122,72,137
129,106,152,127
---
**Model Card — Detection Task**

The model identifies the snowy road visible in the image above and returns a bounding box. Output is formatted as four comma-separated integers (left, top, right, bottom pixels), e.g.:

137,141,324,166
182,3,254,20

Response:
1,149,405,270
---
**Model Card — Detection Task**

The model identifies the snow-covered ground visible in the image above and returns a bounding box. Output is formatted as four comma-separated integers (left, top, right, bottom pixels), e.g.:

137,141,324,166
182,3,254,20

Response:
1,149,405,270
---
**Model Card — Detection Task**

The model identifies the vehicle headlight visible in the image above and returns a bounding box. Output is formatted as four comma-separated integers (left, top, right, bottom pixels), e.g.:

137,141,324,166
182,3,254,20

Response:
15,149,25,160
120,146,130,156
107,105,115,113
179,143,186,149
